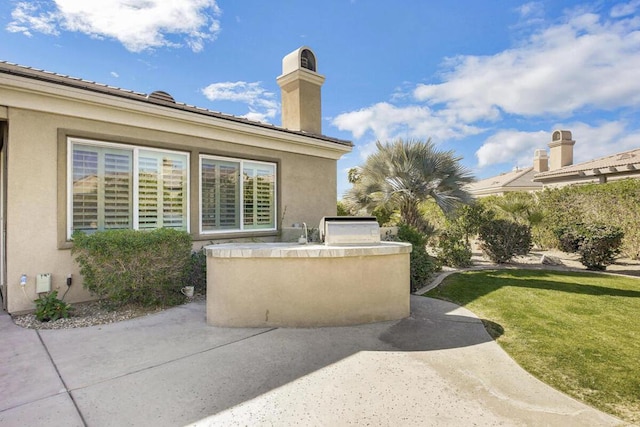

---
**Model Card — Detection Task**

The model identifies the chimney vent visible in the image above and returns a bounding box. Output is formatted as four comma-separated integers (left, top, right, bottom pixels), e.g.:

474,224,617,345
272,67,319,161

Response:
277,46,325,134
548,130,575,171
533,149,549,172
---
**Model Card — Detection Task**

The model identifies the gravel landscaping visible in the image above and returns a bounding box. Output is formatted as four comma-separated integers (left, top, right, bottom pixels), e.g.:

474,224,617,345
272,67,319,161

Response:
12,295,205,330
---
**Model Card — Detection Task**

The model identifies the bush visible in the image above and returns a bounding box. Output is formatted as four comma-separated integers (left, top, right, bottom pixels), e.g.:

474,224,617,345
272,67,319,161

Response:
555,223,624,270
478,219,533,263
554,224,584,253
397,223,441,291
72,228,192,307
34,290,72,322
437,229,473,268
538,180,640,259
184,248,207,294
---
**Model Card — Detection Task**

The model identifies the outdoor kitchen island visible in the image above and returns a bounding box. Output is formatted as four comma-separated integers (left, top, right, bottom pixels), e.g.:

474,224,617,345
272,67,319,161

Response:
205,241,412,327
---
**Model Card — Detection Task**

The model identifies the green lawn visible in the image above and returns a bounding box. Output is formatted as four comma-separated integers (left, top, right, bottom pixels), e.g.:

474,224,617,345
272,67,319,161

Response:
425,269,640,424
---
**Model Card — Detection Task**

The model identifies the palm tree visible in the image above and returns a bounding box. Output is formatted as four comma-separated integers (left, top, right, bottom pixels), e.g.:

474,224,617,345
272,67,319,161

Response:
345,138,475,233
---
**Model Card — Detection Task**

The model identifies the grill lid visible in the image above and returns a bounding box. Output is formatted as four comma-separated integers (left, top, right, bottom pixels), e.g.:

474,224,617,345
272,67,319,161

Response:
319,216,380,245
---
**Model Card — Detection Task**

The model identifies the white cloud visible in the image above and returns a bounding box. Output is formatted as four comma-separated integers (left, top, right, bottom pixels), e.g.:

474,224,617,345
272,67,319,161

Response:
476,130,548,168
610,0,640,18
6,2,60,36
562,121,637,162
110,71,119,78
414,8,640,119
333,4,640,173
201,81,279,123
517,1,545,19
332,102,485,148
475,121,640,170
6,0,222,52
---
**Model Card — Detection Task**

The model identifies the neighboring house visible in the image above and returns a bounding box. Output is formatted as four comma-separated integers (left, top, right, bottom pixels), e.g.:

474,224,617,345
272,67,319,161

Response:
466,166,542,197
470,129,640,196
0,46,352,314
533,130,640,188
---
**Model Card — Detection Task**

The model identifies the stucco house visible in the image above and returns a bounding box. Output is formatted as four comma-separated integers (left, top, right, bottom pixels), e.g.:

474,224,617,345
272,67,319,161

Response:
466,166,542,197
0,46,352,314
532,130,640,188
469,129,640,196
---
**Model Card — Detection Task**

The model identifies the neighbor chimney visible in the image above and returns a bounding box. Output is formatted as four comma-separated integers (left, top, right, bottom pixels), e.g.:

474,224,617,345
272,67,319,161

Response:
276,46,325,134
548,130,575,171
533,149,549,172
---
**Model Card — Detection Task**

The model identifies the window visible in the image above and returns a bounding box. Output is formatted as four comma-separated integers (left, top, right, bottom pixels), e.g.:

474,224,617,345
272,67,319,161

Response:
68,138,189,238
200,156,276,233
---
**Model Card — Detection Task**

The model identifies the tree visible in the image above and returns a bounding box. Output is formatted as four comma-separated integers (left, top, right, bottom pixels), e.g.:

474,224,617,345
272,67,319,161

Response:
344,139,475,233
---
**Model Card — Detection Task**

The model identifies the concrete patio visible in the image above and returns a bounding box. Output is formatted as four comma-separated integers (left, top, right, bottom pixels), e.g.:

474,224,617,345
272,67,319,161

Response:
0,296,623,426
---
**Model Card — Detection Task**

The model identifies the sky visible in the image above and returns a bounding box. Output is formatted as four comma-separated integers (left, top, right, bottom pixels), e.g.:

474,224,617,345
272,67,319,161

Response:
1,0,639,198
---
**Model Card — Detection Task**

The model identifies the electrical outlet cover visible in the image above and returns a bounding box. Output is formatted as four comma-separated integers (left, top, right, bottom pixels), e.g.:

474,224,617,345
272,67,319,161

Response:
36,273,52,293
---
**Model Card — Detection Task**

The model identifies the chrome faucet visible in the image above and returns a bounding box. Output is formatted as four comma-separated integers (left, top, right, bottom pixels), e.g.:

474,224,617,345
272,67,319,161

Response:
303,222,309,243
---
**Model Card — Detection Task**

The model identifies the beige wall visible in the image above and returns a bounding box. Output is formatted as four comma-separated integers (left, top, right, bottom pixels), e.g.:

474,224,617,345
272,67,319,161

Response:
4,105,345,313
279,77,323,134
207,252,410,327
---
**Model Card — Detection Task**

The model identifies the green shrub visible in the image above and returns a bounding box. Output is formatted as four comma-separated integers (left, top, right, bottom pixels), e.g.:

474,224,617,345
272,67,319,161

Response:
478,219,533,263
34,290,72,322
437,229,473,268
184,248,207,294
555,223,624,270
554,223,584,253
538,180,640,259
397,223,441,291
72,228,192,307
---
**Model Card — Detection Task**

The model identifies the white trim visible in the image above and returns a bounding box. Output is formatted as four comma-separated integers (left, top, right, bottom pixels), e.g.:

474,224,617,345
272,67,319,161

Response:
199,154,277,235
67,137,190,239
1,74,351,160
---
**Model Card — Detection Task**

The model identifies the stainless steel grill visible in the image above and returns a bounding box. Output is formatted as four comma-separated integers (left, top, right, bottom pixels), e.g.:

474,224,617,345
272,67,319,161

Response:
319,216,380,246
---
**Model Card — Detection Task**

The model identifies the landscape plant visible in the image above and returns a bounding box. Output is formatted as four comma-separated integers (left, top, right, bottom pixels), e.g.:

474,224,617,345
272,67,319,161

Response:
478,219,532,263
437,228,472,268
396,223,441,291
555,223,624,270
479,193,547,249
344,138,474,235
72,228,192,307
184,248,207,294
425,269,640,424
34,290,72,322
538,179,640,259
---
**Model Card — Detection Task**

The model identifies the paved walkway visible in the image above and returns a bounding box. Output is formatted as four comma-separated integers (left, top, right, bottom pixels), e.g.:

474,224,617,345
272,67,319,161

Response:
0,296,624,426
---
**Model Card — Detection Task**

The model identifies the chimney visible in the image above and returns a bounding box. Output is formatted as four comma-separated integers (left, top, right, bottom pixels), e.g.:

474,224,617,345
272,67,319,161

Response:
276,46,325,134
548,130,575,171
533,149,549,172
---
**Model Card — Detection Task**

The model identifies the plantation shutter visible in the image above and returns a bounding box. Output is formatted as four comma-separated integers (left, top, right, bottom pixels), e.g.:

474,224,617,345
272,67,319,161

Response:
138,150,188,230
138,155,160,230
103,151,133,229
243,162,275,230
72,145,132,233
201,159,240,231
72,148,99,233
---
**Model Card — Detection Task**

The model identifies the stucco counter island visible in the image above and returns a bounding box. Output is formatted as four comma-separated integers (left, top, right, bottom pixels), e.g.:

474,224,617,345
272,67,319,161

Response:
205,242,412,327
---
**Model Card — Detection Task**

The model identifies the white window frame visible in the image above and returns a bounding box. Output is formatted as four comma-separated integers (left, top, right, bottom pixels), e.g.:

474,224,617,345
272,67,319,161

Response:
67,137,190,239
199,154,277,235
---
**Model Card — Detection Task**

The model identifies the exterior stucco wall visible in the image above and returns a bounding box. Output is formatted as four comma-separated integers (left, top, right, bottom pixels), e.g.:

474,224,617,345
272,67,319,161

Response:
4,106,343,313
206,248,410,327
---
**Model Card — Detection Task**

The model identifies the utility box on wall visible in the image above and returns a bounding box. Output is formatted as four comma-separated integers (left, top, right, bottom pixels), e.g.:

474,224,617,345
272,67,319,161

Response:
36,273,52,293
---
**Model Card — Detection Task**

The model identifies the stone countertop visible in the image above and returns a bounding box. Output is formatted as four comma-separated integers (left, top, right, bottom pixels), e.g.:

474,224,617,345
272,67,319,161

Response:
205,242,412,258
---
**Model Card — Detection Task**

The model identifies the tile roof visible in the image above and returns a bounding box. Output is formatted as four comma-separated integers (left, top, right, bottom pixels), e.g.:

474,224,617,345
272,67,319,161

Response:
467,166,541,194
0,60,352,147
534,147,640,179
